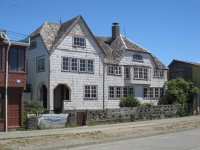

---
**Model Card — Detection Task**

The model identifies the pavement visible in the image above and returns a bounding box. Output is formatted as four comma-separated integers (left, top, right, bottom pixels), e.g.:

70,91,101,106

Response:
0,115,200,140
70,127,200,150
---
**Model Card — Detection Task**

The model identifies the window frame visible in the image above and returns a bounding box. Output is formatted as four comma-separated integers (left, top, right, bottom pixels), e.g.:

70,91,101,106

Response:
79,59,87,72
9,46,26,72
143,87,163,99
124,66,130,80
71,58,78,72
73,36,86,48
62,57,70,71
153,69,164,78
133,66,148,80
36,56,45,73
109,86,135,100
107,65,122,76
132,54,143,62
84,85,98,100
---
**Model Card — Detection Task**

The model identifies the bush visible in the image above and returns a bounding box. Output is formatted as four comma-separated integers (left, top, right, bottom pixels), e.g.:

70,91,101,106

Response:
159,78,199,105
24,100,48,114
119,95,140,107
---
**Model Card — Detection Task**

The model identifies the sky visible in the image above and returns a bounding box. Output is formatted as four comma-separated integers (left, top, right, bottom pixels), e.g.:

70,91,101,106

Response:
0,0,200,66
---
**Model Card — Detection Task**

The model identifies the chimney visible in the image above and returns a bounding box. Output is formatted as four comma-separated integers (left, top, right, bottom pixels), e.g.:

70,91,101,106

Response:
112,23,120,40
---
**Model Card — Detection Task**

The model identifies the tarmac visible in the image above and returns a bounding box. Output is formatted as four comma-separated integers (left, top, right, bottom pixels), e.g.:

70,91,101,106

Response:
0,115,200,140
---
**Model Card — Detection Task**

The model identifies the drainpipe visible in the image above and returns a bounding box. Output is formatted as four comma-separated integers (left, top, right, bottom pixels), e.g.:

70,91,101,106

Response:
5,41,11,132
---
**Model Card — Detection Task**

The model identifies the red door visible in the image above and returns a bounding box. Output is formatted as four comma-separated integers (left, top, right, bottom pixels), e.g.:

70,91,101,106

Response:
8,94,21,128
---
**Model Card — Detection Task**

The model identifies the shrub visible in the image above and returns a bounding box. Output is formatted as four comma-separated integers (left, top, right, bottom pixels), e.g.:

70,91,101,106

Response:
119,95,140,107
158,78,199,105
24,100,48,114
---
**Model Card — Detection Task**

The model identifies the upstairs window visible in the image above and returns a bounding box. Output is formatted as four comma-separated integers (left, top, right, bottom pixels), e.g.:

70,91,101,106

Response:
36,57,45,72
30,41,36,49
124,67,130,79
9,47,25,72
87,60,94,73
133,54,143,61
107,65,122,76
73,37,86,47
62,57,69,71
0,47,2,70
154,69,164,78
80,59,86,72
133,67,148,80
71,58,78,71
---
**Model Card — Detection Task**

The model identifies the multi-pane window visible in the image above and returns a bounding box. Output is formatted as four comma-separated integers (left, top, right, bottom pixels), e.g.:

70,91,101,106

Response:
62,57,94,73
154,69,164,78
71,58,78,71
84,85,97,99
109,87,115,98
143,87,163,99
36,57,45,72
133,67,148,79
133,54,143,61
108,65,122,75
116,87,121,98
80,59,86,72
73,37,85,47
9,47,25,71
87,60,94,73
115,66,121,75
0,47,2,70
124,67,130,79
109,86,134,99
0,94,3,119
62,57,69,71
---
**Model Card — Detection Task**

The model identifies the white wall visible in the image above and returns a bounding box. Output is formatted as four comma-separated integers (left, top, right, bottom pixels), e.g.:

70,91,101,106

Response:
49,19,104,111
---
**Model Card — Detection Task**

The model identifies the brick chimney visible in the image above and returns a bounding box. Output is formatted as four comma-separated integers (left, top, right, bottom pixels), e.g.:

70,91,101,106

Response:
112,23,120,40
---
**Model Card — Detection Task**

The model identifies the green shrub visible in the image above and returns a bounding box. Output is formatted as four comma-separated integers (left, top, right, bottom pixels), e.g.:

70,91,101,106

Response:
24,100,48,114
119,95,140,107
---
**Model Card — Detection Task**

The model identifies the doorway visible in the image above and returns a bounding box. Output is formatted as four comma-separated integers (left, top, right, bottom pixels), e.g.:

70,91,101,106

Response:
39,85,47,109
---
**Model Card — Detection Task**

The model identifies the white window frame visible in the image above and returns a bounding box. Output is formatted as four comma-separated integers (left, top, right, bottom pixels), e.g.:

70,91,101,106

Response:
62,57,69,71
124,66,130,79
84,85,97,100
108,65,122,76
87,60,94,73
71,58,78,72
79,59,86,72
133,67,148,80
109,86,135,100
133,54,143,61
73,37,86,47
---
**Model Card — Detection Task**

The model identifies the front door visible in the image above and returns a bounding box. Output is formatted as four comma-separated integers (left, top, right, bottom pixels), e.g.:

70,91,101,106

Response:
8,94,21,128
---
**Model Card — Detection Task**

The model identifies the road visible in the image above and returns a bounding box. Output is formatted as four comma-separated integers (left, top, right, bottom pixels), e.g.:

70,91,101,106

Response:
69,128,200,150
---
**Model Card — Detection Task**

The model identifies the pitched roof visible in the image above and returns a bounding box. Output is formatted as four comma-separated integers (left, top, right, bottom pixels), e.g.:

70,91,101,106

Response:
28,15,167,69
169,59,200,67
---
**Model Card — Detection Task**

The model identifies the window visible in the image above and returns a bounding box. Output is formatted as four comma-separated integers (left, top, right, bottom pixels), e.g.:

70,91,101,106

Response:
133,54,143,61
154,69,164,78
109,87,115,98
84,85,97,99
73,37,85,47
124,67,130,79
116,87,121,98
0,47,2,70
133,67,148,79
62,57,69,71
36,57,45,72
30,41,36,49
71,58,78,71
115,66,121,75
109,86,134,99
108,65,122,76
87,60,94,73
0,94,3,119
80,59,86,72
143,87,163,99
9,47,25,71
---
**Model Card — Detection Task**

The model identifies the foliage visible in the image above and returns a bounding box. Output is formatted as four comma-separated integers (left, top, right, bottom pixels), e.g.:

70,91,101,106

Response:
24,100,48,114
176,104,192,117
119,95,140,107
159,78,199,105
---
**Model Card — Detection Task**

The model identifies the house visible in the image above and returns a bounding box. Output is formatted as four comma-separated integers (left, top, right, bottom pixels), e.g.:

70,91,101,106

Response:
0,31,29,131
169,59,200,88
27,15,168,113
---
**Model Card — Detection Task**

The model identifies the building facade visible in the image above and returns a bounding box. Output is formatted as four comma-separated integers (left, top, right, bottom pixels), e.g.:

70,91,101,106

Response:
27,16,168,112
0,31,29,131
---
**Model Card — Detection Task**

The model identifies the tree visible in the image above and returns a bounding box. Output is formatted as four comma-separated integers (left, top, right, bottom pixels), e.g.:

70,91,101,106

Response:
159,78,199,105
119,95,140,107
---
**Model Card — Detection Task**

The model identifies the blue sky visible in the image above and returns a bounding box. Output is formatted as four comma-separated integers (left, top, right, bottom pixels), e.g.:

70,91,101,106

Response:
0,0,200,66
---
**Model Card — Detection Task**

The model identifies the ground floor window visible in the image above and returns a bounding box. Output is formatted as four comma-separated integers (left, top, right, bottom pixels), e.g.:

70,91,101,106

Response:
109,86,134,99
143,87,163,99
0,94,3,119
84,85,97,99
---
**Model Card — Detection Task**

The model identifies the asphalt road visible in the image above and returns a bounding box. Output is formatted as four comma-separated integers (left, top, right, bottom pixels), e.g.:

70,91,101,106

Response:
69,128,200,150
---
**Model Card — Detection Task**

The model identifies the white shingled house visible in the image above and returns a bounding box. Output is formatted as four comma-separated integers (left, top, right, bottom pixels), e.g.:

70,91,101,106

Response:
27,15,168,113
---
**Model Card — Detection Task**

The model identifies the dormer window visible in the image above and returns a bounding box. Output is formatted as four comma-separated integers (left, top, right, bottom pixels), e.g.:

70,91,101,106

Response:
73,37,86,47
30,41,36,49
133,54,143,61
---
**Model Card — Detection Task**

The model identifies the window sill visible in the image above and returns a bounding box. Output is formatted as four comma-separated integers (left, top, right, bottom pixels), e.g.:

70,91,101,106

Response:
72,45,86,48
153,77,165,79
107,74,122,76
132,59,143,62
133,78,148,81
9,71,26,74
84,98,98,100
